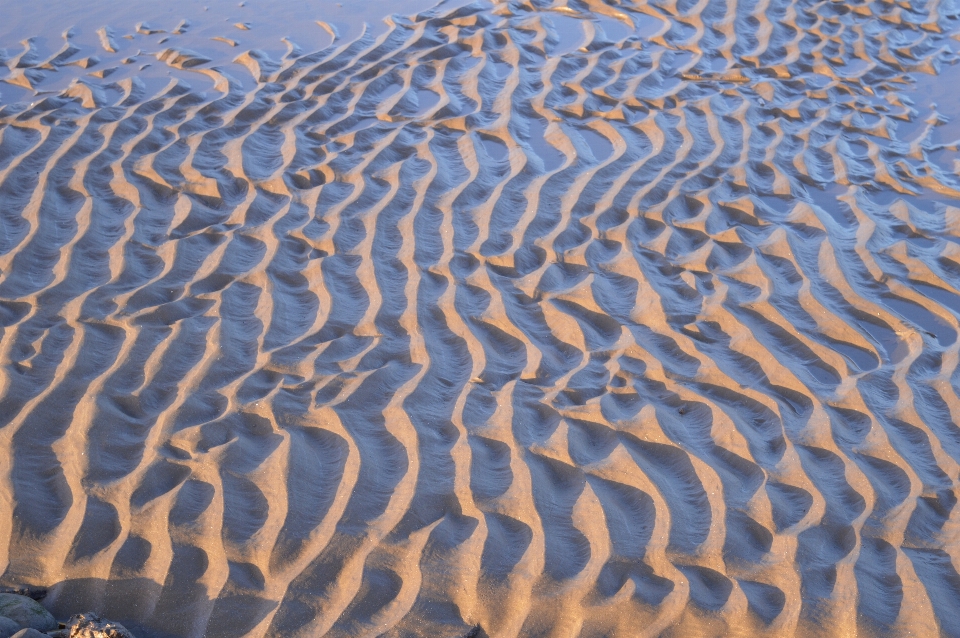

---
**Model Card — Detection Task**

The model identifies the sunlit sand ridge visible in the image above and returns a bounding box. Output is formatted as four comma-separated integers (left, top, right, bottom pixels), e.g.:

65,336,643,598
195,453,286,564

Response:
2,0,960,635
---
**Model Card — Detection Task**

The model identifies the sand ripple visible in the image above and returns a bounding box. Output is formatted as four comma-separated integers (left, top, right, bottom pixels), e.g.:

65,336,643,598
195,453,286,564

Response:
3,0,960,635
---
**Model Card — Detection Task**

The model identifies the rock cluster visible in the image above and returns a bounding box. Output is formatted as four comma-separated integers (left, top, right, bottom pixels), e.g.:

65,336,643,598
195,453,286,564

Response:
0,594,57,635
0,594,133,638
51,614,134,638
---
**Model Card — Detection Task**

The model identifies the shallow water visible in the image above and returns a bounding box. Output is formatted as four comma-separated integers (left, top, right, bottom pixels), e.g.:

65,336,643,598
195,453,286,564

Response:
2,0,960,636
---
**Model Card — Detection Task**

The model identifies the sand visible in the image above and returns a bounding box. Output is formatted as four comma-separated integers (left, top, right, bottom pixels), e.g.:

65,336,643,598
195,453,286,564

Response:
1,0,960,635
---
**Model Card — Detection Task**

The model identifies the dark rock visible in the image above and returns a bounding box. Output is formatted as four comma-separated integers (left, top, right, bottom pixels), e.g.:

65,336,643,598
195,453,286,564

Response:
0,590,45,602
11,630,48,638
0,595,56,632
0,616,21,638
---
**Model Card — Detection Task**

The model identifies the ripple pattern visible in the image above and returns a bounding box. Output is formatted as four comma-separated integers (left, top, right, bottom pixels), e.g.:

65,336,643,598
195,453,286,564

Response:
2,0,960,635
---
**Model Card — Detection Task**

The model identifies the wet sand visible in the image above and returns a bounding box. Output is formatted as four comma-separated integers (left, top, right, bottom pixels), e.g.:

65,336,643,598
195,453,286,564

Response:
2,0,960,635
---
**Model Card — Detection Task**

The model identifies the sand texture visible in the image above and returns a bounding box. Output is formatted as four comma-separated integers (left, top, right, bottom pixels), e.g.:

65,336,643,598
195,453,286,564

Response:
2,0,960,635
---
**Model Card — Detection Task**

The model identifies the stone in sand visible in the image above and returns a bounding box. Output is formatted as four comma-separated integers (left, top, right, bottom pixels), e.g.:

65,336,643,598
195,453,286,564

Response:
0,617,21,638
0,595,56,632
66,613,135,638
11,630,49,638
0,591,45,602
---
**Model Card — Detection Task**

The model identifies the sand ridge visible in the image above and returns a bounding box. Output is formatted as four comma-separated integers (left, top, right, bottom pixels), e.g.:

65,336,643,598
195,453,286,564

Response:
2,0,960,635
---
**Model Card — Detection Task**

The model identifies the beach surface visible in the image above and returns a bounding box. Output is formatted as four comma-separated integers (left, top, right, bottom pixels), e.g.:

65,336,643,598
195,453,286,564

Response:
2,0,960,635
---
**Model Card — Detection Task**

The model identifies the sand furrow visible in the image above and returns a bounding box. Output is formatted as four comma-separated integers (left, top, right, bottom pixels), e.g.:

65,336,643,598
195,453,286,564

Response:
2,0,960,635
